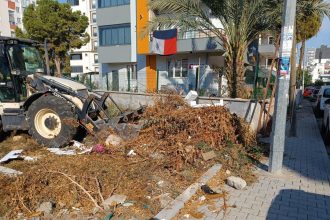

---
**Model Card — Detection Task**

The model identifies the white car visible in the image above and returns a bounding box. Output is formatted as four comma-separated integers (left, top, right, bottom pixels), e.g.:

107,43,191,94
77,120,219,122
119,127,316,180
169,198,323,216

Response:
322,99,330,144
315,85,330,114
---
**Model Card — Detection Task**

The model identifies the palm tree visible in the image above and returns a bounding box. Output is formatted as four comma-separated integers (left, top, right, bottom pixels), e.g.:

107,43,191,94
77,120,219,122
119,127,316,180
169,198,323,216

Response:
296,0,330,87
147,0,272,98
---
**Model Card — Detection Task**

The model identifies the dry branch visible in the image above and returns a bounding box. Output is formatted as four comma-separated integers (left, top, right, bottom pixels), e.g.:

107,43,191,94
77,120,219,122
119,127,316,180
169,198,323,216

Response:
48,170,103,210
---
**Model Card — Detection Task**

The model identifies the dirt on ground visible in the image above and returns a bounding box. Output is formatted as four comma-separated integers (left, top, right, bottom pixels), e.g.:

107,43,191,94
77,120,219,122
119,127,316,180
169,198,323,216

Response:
0,95,261,219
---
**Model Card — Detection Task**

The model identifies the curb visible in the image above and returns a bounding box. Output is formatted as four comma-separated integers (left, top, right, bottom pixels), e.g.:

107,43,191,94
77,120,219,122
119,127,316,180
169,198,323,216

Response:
154,163,222,220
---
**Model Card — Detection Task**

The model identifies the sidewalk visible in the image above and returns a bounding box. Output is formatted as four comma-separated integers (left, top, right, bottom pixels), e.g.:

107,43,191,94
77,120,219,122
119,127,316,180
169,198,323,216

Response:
194,100,330,220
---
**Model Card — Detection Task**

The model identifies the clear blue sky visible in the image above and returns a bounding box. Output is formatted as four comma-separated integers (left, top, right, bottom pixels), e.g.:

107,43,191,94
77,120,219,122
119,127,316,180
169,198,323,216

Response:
57,0,329,49
306,17,330,49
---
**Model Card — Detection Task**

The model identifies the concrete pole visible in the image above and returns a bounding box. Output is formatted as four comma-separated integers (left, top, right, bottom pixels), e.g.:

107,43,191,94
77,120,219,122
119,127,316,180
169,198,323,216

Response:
269,0,297,173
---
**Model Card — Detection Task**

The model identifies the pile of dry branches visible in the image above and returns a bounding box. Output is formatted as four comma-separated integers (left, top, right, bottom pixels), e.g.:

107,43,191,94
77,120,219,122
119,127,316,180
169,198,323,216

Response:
125,94,257,173
0,95,258,219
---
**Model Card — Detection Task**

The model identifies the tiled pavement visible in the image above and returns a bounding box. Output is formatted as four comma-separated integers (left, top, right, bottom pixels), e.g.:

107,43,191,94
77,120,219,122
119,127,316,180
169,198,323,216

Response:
196,101,330,220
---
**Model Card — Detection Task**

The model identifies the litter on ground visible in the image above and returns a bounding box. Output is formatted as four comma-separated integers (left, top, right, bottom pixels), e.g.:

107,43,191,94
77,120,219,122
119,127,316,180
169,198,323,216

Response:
0,150,23,163
47,148,76,156
0,166,23,176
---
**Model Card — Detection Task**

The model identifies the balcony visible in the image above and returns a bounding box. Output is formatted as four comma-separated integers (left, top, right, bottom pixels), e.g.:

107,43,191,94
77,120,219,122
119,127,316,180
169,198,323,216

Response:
98,45,131,63
8,1,15,10
259,44,276,56
9,21,16,30
96,4,130,26
149,29,224,54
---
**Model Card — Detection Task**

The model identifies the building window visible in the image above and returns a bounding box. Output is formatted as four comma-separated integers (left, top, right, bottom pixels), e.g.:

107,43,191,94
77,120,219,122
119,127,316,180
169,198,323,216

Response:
266,58,273,67
91,0,96,8
92,26,98,37
167,59,188,78
71,66,83,73
8,11,15,24
94,54,98,63
268,36,274,45
98,0,130,8
92,40,98,51
67,0,79,6
16,7,20,13
92,13,96,23
99,24,131,46
70,53,82,60
17,18,21,24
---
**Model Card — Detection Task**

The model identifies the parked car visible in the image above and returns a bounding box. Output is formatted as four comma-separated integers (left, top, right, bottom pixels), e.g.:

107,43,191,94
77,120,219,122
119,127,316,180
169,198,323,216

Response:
314,85,330,116
310,88,320,102
322,99,330,143
303,87,314,98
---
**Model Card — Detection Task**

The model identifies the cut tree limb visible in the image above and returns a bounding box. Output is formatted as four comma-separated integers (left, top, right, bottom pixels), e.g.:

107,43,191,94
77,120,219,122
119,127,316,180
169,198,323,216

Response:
48,170,103,210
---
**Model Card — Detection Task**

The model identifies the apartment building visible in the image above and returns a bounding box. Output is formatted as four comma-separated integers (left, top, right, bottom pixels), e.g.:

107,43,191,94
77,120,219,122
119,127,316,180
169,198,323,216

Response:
0,0,35,37
306,48,316,67
309,45,330,82
96,0,225,95
68,0,99,78
259,34,276,70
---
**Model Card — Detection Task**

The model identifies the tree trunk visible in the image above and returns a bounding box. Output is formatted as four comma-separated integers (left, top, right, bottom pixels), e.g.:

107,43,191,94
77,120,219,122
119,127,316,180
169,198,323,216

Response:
224,42,246,98
297,39,306,88
257,36,280,132
54,56,61,77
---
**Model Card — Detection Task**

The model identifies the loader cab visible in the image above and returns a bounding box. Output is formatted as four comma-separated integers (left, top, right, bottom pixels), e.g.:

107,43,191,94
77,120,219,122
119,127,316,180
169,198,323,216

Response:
0,37,45,102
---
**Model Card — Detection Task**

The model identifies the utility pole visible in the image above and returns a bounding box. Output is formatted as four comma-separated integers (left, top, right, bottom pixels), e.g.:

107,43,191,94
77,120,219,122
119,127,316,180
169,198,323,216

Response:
44,38,51,75
269,0,297,173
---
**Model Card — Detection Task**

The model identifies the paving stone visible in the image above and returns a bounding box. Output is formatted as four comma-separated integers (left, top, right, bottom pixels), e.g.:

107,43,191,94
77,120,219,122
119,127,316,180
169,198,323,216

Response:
170,101,330,220
246,214,265,220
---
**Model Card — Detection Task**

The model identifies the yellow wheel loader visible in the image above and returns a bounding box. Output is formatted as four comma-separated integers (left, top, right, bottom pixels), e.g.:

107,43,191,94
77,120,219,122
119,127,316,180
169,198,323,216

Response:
0,37,144,148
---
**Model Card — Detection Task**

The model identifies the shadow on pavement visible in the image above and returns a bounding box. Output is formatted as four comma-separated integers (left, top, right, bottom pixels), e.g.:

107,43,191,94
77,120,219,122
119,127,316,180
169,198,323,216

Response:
267,189,330,220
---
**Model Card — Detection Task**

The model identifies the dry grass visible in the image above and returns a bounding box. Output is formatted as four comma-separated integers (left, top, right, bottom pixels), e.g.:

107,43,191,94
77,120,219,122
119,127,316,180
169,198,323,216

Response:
0,95,259,219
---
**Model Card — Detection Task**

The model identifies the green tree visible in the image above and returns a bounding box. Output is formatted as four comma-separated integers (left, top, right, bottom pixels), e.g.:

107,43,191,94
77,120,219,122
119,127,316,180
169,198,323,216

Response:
297,70,312,86
314,79,324,87
16,0,89,76
296,0,330,87
147,0,271,98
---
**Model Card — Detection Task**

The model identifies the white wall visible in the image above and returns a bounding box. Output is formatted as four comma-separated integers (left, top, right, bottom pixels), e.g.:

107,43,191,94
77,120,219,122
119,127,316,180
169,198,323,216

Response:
156,54,221,95
0,1,11,37
130,0,137,62
136,55,147,92
99,63,138,92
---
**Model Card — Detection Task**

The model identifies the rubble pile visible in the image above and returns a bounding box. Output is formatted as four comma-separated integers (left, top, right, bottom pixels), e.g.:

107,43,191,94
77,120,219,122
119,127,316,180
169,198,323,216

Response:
125,94,257,173
0,95,258,219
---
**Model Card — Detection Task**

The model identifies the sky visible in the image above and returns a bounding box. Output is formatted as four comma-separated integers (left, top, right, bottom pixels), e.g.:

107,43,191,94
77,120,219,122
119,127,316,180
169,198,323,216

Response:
58,0,330,49
306,17,330,49
306,0,330,49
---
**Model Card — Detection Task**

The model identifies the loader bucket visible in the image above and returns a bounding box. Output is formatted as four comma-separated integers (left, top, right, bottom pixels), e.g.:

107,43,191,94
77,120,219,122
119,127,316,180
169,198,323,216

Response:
80,92,146,139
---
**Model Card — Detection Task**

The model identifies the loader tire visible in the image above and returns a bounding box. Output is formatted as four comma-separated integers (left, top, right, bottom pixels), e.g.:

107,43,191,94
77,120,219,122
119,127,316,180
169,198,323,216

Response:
27,95,77,148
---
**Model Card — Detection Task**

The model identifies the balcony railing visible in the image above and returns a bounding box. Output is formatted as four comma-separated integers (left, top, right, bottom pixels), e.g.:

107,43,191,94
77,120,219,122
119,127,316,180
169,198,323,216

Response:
149,28,224,41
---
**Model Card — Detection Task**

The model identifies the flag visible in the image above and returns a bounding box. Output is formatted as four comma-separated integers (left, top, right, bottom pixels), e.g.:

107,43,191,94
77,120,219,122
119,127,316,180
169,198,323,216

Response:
152,29,177,55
